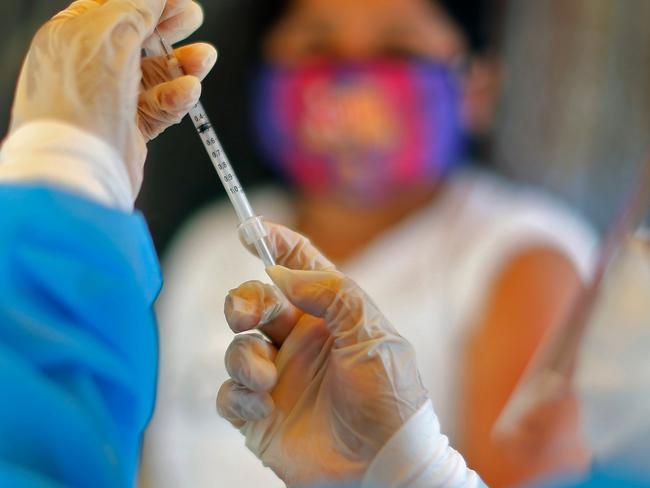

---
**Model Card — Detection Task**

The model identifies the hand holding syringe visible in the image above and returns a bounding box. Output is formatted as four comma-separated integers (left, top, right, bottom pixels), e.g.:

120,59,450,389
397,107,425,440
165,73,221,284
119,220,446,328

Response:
144,30,275,267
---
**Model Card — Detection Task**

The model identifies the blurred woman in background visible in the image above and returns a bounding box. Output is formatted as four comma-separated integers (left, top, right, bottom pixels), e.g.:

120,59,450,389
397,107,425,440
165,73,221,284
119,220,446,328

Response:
142,1,596,486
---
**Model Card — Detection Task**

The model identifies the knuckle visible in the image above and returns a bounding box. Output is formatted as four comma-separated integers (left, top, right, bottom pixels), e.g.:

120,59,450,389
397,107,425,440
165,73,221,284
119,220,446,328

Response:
231,333,255,348
224,338,241,363
215,380,234,416
32,22,53,44
114,0,156,29
109,18,143,51
141,57,171,88
88,1,154,47
242,280,265,292
236,362,253,387
225,336,252,370
32,18,65,52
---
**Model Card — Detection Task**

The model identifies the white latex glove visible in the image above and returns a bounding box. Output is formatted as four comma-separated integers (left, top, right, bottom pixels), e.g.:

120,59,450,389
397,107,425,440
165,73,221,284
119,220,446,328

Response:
9,0,217,198
217,222,430,487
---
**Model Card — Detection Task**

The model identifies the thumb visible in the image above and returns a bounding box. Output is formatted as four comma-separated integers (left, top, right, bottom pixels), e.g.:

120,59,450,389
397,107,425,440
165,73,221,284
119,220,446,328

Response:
267,265,391,344
266,265,345,318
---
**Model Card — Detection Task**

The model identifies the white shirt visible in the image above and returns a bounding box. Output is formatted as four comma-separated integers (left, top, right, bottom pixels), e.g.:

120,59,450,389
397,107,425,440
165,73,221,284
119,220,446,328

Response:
141,170,597,487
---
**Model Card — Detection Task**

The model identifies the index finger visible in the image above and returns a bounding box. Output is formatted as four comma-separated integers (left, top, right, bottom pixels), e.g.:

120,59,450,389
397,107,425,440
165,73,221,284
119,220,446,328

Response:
160,0,188,22
156,1,203,44
224,280,303,346
242,222,337,272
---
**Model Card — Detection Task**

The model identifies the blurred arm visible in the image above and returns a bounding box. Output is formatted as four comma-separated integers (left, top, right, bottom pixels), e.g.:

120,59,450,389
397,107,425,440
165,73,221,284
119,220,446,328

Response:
460,247,589,487
0,184,161,487
0,120,133,210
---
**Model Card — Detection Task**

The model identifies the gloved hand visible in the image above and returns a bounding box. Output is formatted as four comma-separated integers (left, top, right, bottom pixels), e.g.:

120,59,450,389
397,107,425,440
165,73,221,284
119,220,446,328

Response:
9,0,216,197
217,222,429,487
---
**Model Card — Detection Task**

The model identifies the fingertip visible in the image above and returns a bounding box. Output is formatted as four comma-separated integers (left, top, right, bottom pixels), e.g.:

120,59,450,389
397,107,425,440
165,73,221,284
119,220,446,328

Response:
189,0,204,27
243,391,275,421
175,42,218,80
153,0,167,21
138,75,199,140
265,265,290,291
224,291,261,332
175,75,202,106
154,75,201,110
259,297,284,326
225,334,279,393
247,354,279,392
160,0,190,22
217,381,275,423
265,264,284,278
158,0,204,44
202,43,218,72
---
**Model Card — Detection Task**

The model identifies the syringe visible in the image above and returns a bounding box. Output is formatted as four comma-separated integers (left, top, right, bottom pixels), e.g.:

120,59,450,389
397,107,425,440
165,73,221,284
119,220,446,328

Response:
144,30,275,268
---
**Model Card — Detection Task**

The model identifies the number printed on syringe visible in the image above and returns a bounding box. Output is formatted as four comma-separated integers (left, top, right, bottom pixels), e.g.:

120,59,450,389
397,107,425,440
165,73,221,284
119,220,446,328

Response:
147,28,276,266
191,107,243,196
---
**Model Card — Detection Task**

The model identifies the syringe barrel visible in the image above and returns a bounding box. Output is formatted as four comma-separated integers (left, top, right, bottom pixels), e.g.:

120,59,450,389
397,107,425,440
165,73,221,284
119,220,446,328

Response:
146,30,275,267
187,103,256,222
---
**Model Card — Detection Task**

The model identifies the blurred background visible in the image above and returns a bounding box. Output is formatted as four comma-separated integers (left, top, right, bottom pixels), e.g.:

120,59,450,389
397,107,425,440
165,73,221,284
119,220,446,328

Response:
1,0,649,257
0,0,650,486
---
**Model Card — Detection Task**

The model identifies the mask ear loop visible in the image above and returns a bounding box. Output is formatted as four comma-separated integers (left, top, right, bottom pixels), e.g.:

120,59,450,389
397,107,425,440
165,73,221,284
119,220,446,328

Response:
492,152,650,440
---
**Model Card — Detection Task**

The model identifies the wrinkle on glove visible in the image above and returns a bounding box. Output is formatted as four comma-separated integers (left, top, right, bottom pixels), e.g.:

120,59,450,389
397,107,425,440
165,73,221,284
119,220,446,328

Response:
218,222,430,487
0,185,161,488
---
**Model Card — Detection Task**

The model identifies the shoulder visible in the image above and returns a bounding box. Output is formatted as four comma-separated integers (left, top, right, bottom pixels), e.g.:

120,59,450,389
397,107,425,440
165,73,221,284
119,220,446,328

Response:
445,168,598,281
441,169,598,325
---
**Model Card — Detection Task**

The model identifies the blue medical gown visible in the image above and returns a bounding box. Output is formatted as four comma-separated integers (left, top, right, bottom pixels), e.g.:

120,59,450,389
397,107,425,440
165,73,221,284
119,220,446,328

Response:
0,185,161,487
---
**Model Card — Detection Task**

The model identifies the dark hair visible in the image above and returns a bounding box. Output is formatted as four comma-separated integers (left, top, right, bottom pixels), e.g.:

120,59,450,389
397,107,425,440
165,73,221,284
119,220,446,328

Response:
438,0,493,53
254,0,496,55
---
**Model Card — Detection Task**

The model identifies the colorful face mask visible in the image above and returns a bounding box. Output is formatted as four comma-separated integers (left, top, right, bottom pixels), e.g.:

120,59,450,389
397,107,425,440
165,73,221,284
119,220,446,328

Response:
252,60,466,204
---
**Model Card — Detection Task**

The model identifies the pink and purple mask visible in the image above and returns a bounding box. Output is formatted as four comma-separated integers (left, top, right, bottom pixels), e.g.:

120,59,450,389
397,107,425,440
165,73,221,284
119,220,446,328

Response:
253,60,466,204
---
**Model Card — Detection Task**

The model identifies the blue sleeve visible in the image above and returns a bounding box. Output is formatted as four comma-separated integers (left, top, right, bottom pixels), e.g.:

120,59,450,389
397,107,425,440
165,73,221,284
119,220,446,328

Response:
0,185,162,488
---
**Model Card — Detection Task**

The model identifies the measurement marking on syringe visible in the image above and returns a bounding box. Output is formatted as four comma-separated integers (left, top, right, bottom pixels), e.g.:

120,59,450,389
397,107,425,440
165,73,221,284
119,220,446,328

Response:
150,29,276,268
197,123,212,133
